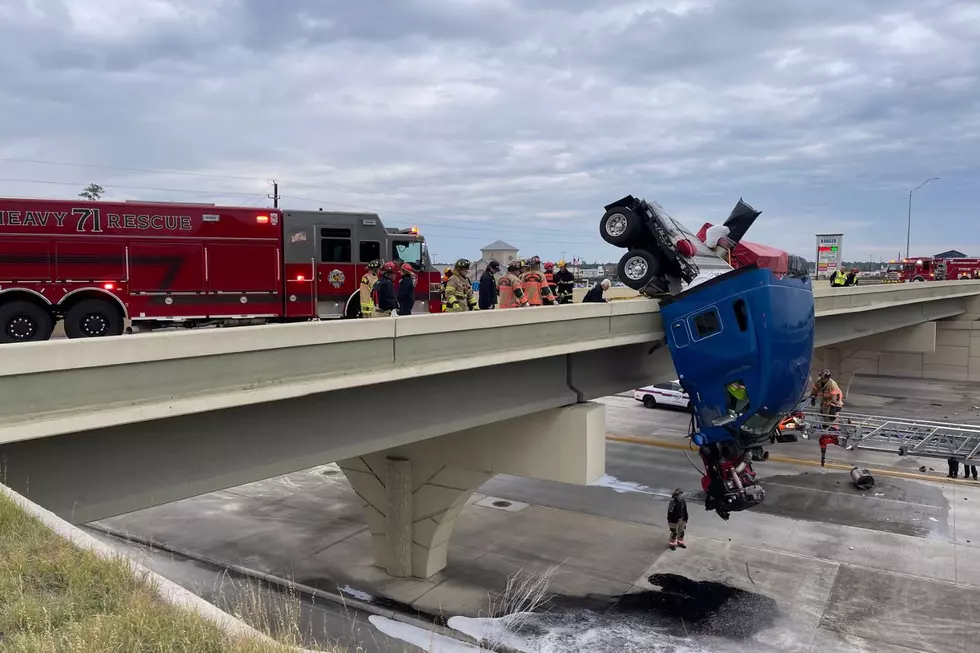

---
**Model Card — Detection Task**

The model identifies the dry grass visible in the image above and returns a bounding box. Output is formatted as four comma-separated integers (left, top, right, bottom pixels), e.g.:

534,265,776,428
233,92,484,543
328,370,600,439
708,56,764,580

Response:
0,492,304,653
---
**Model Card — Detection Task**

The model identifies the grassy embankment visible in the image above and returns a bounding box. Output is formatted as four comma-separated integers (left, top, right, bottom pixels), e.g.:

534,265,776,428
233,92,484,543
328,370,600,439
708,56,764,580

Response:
0,492,326,653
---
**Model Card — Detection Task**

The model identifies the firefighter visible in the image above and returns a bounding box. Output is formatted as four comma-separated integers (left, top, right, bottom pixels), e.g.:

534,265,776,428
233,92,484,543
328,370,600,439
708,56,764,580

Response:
667,488,689,551
397,262,417,316
543,262,558,298
441,267,453,312
371,262,399,317
554,260,575,304
445,258,478,311
830,269,846,287
359,259,381,318
843,268,859,287
478,259,500,310
521,256,556,306
811,369,844,466
498,260,529,308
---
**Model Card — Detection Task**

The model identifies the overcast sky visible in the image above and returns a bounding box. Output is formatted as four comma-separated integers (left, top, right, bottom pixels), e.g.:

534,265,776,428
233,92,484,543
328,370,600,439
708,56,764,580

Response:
1,0,978,264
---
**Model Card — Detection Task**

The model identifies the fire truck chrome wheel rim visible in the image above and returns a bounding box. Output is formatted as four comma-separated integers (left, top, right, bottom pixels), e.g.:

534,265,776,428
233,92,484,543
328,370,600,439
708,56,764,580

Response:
624,256,649,281
6,316,36,340
606,213,628,237
81,313,108,337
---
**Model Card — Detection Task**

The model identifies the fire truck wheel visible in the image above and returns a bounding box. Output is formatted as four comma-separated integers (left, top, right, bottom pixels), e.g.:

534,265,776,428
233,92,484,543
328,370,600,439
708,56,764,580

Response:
64,299,124,339
600,206,642,247
617,249,660,290
0,300,54,343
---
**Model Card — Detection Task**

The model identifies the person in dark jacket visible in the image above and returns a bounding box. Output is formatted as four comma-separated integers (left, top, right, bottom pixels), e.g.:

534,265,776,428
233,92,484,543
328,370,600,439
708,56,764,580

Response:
478,259,500,310
397,263,416,315
582,279,611,303
554,261,575,304
667,488,689,550
372,262,399,316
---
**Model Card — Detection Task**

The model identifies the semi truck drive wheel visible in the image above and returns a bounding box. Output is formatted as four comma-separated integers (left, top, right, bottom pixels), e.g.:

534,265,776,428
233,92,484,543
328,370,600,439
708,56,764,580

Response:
600,206,642,247
0,300,54,343
617,249,660,290
64,299,124,339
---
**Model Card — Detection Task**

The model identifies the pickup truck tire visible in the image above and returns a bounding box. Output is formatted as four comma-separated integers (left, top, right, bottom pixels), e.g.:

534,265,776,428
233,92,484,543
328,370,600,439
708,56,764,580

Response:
64,299,124,339
0,300,54,343
617,249,660,290
600,207,642,246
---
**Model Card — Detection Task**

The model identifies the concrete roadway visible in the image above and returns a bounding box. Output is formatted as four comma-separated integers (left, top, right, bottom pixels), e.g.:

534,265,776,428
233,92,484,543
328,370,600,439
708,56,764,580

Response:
92,376,980,653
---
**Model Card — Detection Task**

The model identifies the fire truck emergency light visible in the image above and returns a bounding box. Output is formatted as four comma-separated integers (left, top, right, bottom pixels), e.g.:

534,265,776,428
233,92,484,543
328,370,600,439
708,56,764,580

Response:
410,226,419,234
296,275,305,282
103,283,114,290
256,214,270,224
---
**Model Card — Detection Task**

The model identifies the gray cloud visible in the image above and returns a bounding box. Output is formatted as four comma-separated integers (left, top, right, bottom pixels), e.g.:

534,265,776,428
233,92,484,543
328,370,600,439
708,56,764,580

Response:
1,0,978,261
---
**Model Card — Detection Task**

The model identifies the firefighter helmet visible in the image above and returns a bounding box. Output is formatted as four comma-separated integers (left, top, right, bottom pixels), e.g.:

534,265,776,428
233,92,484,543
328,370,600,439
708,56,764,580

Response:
401,262,415,274
818,368,832,379
507,260,521,272
528,255,541,267
455,258,471,270
544,261,555,270
381,261,398,275
558,259,567,267
444,267,453,277
367,259,382,271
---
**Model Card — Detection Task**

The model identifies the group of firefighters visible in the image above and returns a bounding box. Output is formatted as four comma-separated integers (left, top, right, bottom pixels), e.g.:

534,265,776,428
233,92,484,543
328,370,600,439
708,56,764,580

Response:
829,268,861,287
354,256,582,317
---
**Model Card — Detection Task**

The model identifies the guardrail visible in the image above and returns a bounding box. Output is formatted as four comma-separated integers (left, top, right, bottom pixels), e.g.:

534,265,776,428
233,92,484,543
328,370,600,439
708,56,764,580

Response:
0,300,665,444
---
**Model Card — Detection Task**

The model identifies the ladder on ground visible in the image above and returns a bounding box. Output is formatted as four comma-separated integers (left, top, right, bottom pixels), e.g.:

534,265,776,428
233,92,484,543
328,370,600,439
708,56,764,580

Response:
802,409,980,462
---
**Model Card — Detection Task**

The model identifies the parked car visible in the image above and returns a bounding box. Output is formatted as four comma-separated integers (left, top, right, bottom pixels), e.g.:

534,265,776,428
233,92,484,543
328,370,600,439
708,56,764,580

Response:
634,381,691,410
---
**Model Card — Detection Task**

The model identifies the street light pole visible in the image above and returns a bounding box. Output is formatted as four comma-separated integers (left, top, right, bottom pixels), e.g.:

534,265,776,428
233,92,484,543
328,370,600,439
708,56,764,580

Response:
906,177,939,259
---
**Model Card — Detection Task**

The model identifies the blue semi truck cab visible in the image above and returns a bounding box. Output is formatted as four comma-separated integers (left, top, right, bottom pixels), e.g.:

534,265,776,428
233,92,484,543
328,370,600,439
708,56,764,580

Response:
600,195,815,519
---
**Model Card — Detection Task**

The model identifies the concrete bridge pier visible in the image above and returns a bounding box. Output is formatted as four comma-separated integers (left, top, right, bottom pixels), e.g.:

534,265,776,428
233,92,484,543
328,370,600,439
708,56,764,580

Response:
339,402,606,579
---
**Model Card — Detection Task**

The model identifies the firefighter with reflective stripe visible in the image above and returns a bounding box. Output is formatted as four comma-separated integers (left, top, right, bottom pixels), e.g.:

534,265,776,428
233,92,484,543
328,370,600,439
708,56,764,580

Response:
372,262,399,317
554,260,575,304
543,261,558,298
811,368,844,466
830,270,846,287
498,260,529,308
359,259,381,318
521,256,556,306
445,258,478,311
441,267,453,312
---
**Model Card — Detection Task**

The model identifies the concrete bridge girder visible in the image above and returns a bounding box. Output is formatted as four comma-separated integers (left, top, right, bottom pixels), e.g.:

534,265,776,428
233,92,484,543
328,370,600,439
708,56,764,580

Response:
339,402,606,579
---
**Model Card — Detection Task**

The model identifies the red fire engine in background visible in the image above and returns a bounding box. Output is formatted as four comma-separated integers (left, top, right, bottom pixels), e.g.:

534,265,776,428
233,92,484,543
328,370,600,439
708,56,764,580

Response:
884,257,980,283
0,197,441,343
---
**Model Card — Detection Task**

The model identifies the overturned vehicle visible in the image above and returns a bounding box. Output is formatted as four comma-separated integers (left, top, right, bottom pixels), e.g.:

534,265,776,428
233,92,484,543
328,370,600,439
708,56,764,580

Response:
600,195,814,519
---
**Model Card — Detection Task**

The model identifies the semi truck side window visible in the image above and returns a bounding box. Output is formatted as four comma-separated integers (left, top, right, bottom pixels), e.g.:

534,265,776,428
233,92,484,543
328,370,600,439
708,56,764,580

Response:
692,308,721,338
359,240,381,263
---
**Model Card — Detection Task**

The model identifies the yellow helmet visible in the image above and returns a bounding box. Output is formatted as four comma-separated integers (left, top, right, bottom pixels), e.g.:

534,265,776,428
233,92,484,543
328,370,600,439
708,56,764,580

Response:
558,259,567,267
444,267,453,276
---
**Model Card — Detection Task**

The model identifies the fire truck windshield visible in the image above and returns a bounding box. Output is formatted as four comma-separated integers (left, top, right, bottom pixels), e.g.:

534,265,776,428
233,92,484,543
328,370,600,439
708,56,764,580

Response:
393,240,423,267
886,262,903,273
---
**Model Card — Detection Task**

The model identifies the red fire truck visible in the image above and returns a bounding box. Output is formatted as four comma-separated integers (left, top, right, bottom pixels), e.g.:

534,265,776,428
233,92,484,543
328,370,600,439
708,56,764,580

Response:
0,197,441,343
884,257,980,283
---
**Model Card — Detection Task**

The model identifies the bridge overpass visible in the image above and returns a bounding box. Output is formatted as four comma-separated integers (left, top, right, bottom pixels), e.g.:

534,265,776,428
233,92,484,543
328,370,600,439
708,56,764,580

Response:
3,280,980,578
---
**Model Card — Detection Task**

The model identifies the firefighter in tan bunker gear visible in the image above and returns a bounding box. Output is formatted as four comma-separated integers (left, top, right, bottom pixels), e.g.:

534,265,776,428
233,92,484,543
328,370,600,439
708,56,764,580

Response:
520,256,556,306
359,259,381,318
498,260,529,308
445,258,478,312
441,267,453,312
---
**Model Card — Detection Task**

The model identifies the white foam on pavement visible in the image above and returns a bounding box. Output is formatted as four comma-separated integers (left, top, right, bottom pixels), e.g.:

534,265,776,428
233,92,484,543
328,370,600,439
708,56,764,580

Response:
590,474,666,496
368,615,487,652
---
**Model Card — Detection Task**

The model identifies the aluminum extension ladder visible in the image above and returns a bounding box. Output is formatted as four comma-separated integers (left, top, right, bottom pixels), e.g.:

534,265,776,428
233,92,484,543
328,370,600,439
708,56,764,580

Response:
802,409,980,462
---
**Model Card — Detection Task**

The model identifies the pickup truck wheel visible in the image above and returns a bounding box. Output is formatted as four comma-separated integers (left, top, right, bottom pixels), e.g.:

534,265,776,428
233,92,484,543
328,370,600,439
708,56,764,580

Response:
64,299,124,339
600,207,642,246
618,249,660,290
642,395,657,409
0,301,54,343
